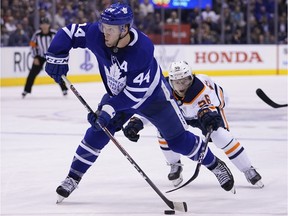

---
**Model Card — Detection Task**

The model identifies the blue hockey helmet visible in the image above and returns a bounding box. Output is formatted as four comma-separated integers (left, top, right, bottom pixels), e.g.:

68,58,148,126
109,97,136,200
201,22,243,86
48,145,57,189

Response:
100,3,134,30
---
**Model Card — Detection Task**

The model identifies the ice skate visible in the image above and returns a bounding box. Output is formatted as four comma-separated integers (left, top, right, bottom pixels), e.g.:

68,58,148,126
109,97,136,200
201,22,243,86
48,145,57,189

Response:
211,158,236,194
62,90,68,96
168,160,183,187
56,176,79,203
22,91,28,98
244,166,264,188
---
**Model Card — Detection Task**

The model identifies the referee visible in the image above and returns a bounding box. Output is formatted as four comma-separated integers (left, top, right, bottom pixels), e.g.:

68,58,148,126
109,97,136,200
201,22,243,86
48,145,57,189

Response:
22,17,68,98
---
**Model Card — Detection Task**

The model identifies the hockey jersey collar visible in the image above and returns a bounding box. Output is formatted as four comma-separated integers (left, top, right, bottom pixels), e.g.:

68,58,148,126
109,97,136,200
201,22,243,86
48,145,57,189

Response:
128,28,138,46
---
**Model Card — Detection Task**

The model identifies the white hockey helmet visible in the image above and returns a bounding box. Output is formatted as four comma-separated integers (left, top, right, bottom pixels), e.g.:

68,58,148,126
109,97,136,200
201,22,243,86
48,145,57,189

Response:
168,61,193,81
168,61,194,96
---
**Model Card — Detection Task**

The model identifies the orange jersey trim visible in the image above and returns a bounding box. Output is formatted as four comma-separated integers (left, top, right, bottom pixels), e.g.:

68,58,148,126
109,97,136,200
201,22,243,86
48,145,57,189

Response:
225,142,240,155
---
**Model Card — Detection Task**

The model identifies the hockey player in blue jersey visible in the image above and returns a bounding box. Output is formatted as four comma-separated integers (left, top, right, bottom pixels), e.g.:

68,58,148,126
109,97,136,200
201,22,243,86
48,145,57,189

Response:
123,61,264,188
45,3,235,203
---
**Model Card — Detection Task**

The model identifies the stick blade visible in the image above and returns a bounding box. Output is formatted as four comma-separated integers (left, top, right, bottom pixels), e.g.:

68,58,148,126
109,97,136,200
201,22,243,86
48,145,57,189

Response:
173,201,188,212
256,88,288,108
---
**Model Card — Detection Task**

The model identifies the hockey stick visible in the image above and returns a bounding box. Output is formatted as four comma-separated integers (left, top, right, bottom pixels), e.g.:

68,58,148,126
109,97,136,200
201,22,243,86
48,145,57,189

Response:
256,88,288,108
166,129,213,193
61,75,187,212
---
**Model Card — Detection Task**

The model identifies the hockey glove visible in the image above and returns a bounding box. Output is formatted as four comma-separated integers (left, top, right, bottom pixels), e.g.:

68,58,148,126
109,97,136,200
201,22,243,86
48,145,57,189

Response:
98,93,112,111
87,105,115,131
186,119,201,128
45,52,69,83
123,117,144,142
197,105,224,131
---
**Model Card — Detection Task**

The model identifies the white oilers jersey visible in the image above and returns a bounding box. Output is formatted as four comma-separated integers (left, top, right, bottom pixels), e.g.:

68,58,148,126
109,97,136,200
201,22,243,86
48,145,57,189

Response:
171,74,227,120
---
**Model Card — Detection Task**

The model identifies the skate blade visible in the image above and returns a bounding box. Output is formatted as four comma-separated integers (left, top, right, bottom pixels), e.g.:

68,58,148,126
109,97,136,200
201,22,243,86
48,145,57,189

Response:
172,175,183,187
230,186,236,194
56,195,65,204
255,180,264,188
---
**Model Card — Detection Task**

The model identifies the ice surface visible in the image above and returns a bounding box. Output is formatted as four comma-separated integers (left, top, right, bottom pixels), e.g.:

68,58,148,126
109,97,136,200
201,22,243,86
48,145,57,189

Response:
1,76,287,216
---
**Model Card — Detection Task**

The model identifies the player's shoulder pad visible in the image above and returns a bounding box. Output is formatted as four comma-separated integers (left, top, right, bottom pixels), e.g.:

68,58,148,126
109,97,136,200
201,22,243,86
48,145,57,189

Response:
183,76,205,103
196,74,214,84
131,28,154,55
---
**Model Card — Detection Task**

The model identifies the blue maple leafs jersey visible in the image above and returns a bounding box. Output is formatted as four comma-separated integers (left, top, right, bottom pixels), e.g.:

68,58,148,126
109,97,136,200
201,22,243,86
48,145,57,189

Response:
47,22,162,112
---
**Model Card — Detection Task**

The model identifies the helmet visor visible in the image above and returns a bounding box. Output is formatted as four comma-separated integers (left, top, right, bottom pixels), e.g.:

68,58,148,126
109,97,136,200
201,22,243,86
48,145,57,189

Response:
171,77,192,96
99,23,121,35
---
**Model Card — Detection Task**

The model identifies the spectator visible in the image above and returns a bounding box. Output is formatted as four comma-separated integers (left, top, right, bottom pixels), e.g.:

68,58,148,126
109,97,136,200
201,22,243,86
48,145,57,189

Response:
152,12,163,34
255,4,272,23
62,3,76,24
278,13,287,42
1,25,10,46
2,0,287,45
139,0,154,17
54,7,66,29
187,7,201,30
231,5,246,30
166,10,179,24
8,23,30,46
141,12,156,34
39,8,51,23
5,16,17,34
222,4,233,43
22,16,34,39
201,23,218,44
201,4,219,23
231,28,245,44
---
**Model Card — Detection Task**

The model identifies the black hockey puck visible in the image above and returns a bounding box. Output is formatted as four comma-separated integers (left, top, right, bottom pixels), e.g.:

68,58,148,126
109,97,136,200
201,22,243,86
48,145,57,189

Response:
164,210,175,215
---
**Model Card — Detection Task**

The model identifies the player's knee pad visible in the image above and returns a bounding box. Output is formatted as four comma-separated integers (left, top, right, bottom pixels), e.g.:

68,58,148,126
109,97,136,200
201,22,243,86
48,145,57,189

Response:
83,127,114,150
166,131,198,155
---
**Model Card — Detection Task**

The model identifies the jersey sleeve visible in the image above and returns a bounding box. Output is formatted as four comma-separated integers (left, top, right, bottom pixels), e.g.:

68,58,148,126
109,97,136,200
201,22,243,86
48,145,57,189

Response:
47,23,91,55
197,74,227,109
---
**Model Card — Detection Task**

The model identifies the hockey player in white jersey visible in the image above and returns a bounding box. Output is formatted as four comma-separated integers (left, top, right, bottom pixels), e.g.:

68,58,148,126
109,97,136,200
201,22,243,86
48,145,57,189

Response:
123,60,264,188
45,3,235,203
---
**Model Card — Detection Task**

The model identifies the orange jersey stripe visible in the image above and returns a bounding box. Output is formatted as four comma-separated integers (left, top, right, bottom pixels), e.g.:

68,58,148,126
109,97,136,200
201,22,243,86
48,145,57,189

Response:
158,140,167,145
225,142,240,155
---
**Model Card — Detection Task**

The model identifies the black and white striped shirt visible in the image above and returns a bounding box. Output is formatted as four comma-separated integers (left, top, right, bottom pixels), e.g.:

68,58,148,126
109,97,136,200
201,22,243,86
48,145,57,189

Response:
29,28,57,58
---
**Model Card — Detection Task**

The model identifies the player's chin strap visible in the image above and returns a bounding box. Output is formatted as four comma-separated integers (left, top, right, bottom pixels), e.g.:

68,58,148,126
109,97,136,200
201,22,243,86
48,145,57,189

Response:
111,26,130,53
61,75,188,212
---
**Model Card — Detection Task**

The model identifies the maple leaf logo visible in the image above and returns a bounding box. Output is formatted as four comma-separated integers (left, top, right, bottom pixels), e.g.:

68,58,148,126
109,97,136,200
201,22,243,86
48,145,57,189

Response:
109,63,121,78
104,63,126,95
121,7,128,14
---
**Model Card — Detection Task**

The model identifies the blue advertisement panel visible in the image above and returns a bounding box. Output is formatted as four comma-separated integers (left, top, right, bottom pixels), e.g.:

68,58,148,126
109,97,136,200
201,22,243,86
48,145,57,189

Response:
143,0,212,9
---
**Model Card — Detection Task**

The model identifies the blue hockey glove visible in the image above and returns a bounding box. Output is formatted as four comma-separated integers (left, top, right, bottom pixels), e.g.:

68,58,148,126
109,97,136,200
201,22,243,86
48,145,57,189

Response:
45,52,69,83
87,111,98,129
98,93,112,110
197,105,224,131
123,117,144,142
95,110,112,130
87,105,115,131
